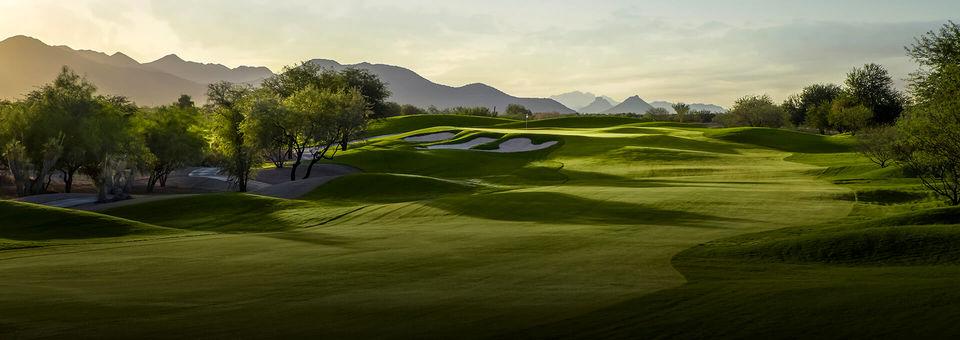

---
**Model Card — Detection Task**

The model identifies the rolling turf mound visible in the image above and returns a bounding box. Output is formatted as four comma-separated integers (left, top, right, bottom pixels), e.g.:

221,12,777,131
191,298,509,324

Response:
104,193,356,232
365,114,516,137
495,116,642,129
682,206,960,265
0,200,179,250
706,127,854,153
305,173,477,203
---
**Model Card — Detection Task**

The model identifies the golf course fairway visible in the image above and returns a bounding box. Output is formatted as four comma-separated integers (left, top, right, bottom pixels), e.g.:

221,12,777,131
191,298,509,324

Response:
1,115,956,338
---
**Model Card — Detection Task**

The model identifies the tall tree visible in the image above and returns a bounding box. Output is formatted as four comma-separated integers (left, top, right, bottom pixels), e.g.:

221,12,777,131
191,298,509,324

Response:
845,63,906,124
208,82,256,192
672,102,691,123
139,104,206,193
782,83,843,129
295,88,369,179
896,21,960,205
720,95,787,128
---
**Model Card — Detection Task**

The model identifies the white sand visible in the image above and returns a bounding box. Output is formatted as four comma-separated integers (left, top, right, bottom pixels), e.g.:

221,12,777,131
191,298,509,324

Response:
423,137,497,150
484,138,559,153
403,132,457,143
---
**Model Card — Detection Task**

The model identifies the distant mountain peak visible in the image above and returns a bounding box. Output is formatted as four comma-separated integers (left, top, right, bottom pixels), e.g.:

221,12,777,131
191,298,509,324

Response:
602,94,654,114
155,54,185,63
579,96,615,113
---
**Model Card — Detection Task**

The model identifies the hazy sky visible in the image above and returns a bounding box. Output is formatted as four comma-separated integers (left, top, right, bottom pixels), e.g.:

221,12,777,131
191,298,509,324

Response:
0,0,957,106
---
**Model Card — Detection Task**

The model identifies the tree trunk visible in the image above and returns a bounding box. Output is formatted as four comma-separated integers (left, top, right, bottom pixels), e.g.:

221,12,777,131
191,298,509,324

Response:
289,149,305,182
63,169,72,193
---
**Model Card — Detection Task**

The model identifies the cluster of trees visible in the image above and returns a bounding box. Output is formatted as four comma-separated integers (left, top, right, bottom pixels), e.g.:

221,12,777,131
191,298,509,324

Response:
782,63,906,133
0,67,206,201
718,63,907,132
628,104,718,123
207,62,387,190
890,21,960,205
0,61,388,199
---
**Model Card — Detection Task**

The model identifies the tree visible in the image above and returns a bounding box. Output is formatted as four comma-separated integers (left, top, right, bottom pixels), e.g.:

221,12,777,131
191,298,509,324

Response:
672,103,690,122
78,95,143,203
400,104,426,115
896,21,960,205
857,126,898,168
720,95,787,128
828,95,873,133
176,94,195,109
505,104,532,118
208,82,256,192
243,90,291,170
644,107,672,121
845,63,906,124
139,104,206,193
294,88,369,179
262,62,384,150
782,83,843,129
805,101,833,134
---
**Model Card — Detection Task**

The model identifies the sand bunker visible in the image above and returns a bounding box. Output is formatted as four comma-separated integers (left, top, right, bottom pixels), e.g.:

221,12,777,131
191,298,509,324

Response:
422,137,497,150
403,132,457,143
483,138,558,153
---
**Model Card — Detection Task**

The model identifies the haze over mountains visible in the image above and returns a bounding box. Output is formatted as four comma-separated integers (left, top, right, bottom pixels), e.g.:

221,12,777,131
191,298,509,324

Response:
0,35,573,112
0,35,725,114
308,59,573,114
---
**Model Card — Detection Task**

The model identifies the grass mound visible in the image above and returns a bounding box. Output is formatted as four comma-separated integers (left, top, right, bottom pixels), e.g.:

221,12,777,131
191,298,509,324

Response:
366,114,515,137
607,147,720,162
304,173,476,203
707,127,853,153
684,207,960,265
836,188,930,205
495,116,641,129
104,193,305,232
0,201,176,250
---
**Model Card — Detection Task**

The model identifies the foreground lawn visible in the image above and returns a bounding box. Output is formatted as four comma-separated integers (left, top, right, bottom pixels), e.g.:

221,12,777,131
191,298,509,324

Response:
0,117,951,338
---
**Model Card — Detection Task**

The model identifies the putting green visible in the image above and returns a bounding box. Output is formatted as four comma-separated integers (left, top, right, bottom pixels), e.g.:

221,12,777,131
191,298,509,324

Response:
1,117,933,338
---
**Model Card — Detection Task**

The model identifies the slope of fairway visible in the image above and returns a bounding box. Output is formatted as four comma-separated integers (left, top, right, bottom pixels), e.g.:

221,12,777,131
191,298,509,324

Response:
495,115,642,128
706,127,854,153
365,114,516,137
0,119,861,338
519,205,960,339
305,173,477,203
0,200,178,250
104,193,355,232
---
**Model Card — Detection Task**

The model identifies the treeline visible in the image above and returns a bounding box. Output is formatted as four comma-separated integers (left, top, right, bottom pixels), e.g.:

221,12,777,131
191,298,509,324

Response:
716,22,960,205
713,62,906,132
382,102,563,120
0,62,389,200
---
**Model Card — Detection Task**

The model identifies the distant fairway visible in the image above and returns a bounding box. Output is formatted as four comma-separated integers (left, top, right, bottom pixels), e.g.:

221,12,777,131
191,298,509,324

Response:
1,115,956,338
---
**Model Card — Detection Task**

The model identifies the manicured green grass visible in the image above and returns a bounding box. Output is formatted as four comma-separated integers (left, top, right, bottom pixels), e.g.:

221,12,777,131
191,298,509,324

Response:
365,114,516,137
519,206,960,339
0,200,179,250
707,127,855,153
495,115,642,128
305,173,478,203
0,115,952,338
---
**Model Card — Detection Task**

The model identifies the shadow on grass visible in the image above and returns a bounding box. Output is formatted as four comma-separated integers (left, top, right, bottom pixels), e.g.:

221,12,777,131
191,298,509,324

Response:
0,201,170,241
427,191,739,228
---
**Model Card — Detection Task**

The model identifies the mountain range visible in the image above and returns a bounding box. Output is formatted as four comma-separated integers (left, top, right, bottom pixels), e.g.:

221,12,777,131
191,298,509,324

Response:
0,35,573,112
309,59,573,114
578,97,616,113
602,95,655,114
650,101,726,113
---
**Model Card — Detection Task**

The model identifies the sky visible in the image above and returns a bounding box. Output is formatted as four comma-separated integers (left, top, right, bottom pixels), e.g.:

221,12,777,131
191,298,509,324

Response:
0,0,957,106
